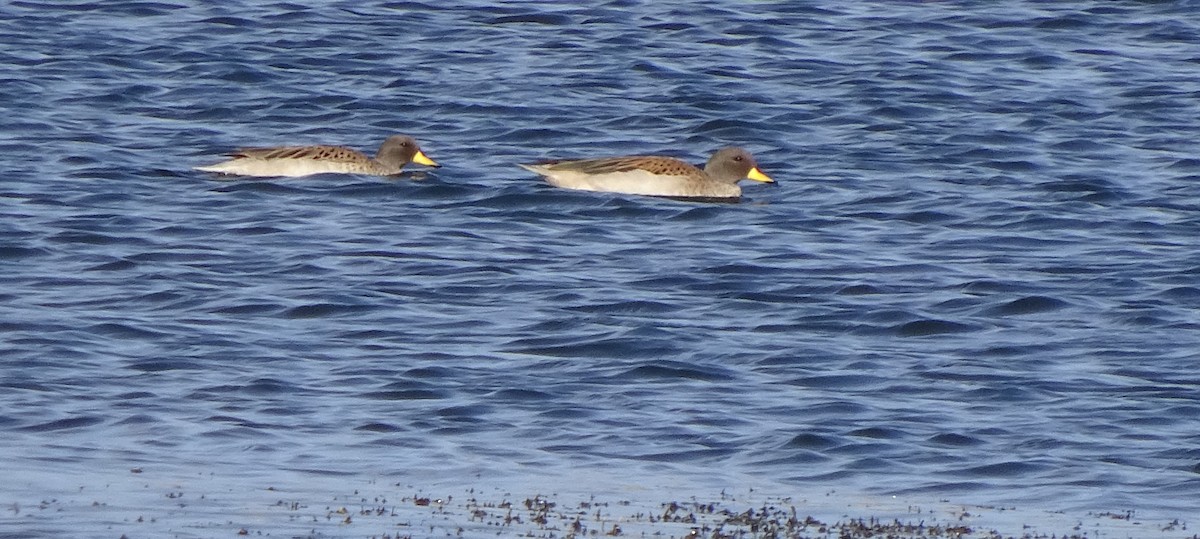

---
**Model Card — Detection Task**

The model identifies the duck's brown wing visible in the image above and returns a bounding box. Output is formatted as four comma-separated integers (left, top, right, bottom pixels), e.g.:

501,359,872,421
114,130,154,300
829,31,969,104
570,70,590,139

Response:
231,145,367,162
537,155,702,177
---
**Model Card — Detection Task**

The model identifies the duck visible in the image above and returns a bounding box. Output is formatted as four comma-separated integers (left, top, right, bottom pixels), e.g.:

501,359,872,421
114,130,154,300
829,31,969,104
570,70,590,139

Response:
195,134,439,177
517,147,774,200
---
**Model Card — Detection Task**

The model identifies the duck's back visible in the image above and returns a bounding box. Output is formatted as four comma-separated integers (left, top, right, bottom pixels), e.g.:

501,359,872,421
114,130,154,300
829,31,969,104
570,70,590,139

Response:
520,156,740,198
195,145,383,177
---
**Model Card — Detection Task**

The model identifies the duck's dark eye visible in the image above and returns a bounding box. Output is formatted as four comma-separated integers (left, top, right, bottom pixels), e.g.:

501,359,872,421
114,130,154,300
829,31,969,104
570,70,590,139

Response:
733,155,744,162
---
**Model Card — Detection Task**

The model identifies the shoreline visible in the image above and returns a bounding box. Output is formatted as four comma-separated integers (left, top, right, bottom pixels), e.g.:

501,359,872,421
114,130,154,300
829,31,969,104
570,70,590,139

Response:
2,466,1191,539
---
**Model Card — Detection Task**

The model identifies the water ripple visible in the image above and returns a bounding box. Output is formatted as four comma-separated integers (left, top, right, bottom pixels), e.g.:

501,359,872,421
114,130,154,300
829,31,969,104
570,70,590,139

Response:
0,1,1197,533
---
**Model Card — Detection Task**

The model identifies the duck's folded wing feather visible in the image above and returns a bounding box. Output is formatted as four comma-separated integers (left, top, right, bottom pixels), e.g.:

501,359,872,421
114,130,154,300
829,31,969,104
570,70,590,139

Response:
231,145,364,162
537,156,699,176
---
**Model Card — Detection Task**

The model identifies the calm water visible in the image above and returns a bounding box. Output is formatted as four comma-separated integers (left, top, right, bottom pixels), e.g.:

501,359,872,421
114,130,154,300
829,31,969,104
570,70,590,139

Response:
2,1,1199,537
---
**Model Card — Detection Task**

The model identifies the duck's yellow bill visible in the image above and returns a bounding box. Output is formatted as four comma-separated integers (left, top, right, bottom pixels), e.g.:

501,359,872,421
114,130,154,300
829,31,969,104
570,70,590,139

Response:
413,150,440,167
746,166,774,183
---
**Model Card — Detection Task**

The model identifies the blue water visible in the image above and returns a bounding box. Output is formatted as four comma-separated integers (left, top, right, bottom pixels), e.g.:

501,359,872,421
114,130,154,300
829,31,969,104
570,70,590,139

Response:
2,1,1199,536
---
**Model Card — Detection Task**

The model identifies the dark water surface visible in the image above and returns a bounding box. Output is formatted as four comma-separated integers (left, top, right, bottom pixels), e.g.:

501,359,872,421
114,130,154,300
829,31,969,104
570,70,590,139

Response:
2,1,1199,536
